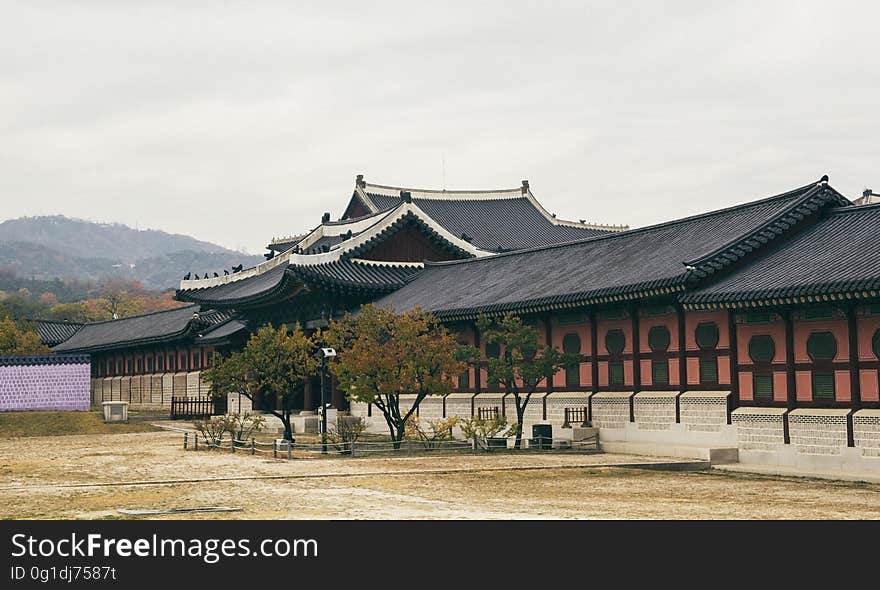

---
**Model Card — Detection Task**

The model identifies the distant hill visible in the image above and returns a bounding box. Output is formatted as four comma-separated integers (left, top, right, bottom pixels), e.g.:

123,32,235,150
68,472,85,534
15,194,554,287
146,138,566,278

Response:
0,216,263,289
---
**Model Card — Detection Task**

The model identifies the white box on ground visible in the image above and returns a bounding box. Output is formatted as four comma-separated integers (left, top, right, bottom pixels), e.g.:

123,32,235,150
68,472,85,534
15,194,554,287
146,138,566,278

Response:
102,401,129,423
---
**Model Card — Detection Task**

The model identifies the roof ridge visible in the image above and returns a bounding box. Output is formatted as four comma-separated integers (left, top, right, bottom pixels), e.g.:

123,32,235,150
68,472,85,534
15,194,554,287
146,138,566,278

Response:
423,179,826,270
73,304,199,327
363,181,523,196
828,201,880,214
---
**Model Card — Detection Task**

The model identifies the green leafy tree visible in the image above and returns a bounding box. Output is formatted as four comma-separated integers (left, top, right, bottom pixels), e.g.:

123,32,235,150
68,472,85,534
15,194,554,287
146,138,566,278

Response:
325,305,466,448
476,313,579,448
0,318,51,355
204,324,318,441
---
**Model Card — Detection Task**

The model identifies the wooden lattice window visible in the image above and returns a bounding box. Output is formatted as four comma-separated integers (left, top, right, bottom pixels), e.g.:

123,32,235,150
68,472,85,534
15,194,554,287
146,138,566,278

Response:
167,355,175,372
191,351,200,370
648,326,670,385
695,322,719,384
872,330,880,359
146,356,154,372
562,332,581,387
807,331,837,400
157,355,165,372
606,329,626,387
748,335,775,400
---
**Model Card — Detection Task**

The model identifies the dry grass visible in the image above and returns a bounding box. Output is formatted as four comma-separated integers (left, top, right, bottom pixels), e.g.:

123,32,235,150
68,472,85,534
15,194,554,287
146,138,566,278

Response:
1,430,879,520
0,411,158,438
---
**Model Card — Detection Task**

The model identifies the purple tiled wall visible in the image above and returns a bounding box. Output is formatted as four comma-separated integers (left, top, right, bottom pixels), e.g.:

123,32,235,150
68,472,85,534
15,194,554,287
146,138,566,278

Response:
0,359,90,412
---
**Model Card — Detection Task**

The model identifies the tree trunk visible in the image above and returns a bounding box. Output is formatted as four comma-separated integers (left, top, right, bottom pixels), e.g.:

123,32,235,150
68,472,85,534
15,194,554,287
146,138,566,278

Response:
515,401,526,449
280,412,293,442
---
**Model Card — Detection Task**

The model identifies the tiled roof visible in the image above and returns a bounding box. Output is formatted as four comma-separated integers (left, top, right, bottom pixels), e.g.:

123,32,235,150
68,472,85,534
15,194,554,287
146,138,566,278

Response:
682,203,880,307
35,320,84,346
196,318,248,344
377,180,849,319
176,264,297,307
54,305,205,353
360,182,621,251
290,259,423,292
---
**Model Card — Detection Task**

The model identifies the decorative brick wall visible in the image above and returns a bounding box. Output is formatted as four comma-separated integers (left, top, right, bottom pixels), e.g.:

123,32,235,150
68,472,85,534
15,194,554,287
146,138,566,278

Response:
0,355,90,412
418,396,445,420
731,407,787,450
445,393,474,419
503,394,544,425
473,393,506,417
633,392,677,431
853,410,880,458
545,392,592,426
680,391,730,432
591,392,633,430
787,409,850,456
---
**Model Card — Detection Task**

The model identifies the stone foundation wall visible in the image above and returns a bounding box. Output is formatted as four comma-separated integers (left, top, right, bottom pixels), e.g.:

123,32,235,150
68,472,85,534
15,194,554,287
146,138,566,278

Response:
418,397,445,420
545,392,593,426
444,394,474,419
591,392,633,430
680,391,730,432
632,392,677,431
788,409,850,456
853,410,880,458
502,394,544,427
731,407,787,451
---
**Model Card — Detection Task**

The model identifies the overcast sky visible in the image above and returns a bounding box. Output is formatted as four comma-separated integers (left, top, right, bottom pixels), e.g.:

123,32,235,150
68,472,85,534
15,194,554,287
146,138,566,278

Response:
1,1,878,254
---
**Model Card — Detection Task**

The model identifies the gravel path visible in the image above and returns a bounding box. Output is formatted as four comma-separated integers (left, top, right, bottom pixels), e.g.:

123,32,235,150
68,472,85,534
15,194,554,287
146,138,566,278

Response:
1,431,878,519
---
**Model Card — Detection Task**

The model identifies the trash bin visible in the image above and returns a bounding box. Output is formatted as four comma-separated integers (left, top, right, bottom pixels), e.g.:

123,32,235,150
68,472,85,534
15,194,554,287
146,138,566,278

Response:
531,423,552,449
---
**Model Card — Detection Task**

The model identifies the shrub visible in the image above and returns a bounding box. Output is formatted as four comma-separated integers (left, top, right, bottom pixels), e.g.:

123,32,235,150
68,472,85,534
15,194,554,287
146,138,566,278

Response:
458,415,511,451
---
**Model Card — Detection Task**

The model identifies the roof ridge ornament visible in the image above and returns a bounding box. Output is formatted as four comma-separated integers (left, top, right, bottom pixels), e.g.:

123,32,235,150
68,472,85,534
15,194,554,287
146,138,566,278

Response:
521,179,529,194
820,174,829,184
400,190,412,203
356,174,366,188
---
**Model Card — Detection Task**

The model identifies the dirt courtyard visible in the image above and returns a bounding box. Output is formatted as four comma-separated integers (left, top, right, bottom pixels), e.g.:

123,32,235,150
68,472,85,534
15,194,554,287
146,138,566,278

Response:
1,430,879,519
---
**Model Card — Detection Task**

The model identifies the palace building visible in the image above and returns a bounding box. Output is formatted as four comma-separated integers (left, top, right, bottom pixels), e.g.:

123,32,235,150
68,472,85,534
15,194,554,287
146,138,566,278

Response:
44,174,880,473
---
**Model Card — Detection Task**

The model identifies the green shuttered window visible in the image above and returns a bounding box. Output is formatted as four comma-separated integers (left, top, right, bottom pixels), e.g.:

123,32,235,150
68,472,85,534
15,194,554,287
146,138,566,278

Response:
609,361,624,386
648,326,670,351
699,358,718,384
563,333,581,387
652,360,669,385
872,330,880,359
812,374,835,400
753,374,774,400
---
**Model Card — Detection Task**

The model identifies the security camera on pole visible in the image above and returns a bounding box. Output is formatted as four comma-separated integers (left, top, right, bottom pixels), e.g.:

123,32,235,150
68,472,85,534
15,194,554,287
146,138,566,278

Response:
319,347,336,453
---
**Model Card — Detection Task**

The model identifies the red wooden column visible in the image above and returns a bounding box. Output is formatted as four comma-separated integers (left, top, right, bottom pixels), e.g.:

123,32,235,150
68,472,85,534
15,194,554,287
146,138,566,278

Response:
783,310,795,444
545,316,554,394
631,308,641,393
728,311,740,417
846,303,860,447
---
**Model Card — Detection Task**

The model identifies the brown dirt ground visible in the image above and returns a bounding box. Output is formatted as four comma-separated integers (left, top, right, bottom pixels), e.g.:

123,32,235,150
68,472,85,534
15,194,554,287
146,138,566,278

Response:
1,430,878,520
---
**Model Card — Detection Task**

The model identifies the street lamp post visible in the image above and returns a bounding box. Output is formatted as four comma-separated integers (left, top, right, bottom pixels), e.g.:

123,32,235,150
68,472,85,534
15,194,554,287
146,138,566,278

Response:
319,348,336,454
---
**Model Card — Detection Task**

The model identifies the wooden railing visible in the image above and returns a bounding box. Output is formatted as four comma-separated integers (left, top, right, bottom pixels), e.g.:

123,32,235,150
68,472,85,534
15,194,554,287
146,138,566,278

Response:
563,407,588,428
171,396,225,419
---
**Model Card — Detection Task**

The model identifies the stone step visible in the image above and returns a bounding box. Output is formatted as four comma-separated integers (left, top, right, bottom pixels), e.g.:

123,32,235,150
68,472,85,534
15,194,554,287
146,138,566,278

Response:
599,440,739,464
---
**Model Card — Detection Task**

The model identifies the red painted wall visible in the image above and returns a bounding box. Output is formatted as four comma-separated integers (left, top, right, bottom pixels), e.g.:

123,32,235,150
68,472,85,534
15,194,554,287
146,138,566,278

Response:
550,317,592,388
737,320,788,403
858,313,880,402
597,318,633,388
685,310,731,387
639,313,679,387
793,318,850,402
